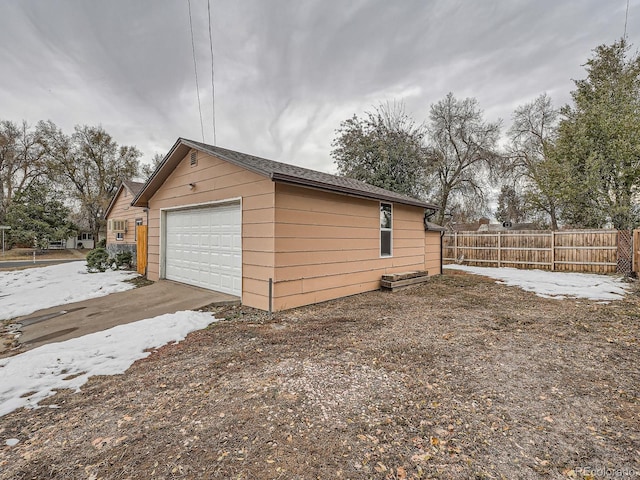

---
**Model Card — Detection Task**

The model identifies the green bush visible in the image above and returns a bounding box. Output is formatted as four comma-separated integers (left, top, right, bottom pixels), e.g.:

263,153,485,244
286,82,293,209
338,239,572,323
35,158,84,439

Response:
86,248,111,272
114,251,133,269
97,238,106,248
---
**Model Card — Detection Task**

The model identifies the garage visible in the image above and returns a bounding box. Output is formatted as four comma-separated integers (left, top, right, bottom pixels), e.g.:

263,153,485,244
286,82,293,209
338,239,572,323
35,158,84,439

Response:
131,139,442,311
163,202,242,296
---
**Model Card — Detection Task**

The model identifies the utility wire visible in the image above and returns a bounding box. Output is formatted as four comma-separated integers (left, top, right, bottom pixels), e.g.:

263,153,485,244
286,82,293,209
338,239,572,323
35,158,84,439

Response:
188,0,205,142
208,0,217,145
624,0,630,39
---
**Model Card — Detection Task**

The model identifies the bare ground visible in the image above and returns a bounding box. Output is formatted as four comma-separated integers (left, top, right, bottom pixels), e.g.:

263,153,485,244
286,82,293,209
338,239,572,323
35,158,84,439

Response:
0,248,87,263
0,271,638,479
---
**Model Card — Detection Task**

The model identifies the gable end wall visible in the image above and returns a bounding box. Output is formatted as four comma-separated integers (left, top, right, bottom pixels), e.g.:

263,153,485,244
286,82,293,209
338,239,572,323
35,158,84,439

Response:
105,188,147,245
145,151,276,310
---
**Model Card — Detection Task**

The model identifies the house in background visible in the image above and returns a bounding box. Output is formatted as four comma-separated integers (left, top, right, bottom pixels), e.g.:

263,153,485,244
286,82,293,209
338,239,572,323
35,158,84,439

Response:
131,138,443,312
64,232,95,249
104,180,146,266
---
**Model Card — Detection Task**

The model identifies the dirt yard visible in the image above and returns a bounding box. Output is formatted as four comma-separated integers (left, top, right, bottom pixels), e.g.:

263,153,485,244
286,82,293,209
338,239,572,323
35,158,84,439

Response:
0,248,87,268
0,271,638,479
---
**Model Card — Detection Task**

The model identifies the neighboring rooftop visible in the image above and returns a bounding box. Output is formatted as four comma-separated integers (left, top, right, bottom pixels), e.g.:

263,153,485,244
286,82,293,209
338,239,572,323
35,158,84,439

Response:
132,138,438,210
104,180,147,218
122,180,145,196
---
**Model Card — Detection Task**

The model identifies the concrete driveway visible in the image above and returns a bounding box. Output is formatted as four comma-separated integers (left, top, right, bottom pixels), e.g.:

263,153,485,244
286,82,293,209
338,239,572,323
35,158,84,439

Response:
9,281,238,352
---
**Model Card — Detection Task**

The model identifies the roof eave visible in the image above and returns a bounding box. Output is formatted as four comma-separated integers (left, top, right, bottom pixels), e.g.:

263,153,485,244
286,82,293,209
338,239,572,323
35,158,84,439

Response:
425,221,446,232
271,172,437,209
132,138,439,212
131,138,188,207
104,183,125,220
180,139,273,179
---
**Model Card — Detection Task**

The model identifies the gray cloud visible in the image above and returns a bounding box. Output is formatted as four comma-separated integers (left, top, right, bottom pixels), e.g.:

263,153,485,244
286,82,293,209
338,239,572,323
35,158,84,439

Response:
0,0,637,173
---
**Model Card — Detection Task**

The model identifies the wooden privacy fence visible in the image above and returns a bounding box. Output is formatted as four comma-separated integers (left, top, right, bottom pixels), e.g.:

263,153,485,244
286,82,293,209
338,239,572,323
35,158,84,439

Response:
443,229,635,274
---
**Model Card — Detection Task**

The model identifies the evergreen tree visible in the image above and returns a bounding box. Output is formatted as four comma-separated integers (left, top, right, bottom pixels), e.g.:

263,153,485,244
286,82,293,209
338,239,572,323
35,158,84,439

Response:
495,185,526,224
556,39,640,229
331,102,427,199
6,181,76,249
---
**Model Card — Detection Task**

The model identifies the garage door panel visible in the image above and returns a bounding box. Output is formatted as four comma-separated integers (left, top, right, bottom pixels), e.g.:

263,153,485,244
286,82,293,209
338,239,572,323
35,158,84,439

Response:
164,203,241,296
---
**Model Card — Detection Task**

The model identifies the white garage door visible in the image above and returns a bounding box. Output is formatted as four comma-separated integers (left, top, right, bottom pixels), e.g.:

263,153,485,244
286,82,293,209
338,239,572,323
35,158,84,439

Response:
164,203,242,296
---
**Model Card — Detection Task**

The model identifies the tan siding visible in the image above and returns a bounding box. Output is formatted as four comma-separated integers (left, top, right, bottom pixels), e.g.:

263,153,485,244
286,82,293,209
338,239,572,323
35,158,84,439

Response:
146,151,275,310
276,237,379,252
276,208,376,228
275,280,382,311
272,184,439,311
105,187,147,245
425,231,442,274
241,292,269,311
144,149,440,312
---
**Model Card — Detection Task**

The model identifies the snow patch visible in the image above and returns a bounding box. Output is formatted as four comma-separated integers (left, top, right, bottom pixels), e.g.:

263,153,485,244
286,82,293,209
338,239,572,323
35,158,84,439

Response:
0,261,138,321
445,265,628,301
0,311,218,417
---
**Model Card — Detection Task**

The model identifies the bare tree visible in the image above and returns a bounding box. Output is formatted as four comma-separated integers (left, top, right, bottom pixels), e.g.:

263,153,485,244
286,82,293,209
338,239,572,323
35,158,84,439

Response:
425,93,501,225
39,122,141,241
506,93,562,229
141,153,165,179
0,121,47,222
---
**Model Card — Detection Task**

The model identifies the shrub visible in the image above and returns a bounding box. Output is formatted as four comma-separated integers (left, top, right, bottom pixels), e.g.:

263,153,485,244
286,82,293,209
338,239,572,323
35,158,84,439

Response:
97,238,106,248
114,251,133,269
86,248,111,272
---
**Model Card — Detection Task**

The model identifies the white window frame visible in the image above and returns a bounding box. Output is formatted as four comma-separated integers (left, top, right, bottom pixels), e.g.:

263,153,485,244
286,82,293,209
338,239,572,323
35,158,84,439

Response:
116,232,124,241
380,202,393,257
135,218,143,241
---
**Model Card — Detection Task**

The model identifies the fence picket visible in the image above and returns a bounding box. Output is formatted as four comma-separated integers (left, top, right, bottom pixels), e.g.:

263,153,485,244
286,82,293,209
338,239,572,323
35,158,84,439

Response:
443,229,629,274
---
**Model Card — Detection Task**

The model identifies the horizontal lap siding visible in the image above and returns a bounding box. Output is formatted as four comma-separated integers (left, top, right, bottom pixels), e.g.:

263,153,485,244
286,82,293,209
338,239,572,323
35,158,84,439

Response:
272,184,433,311
146,151,275,310
105,188,147,245
425,231,441,273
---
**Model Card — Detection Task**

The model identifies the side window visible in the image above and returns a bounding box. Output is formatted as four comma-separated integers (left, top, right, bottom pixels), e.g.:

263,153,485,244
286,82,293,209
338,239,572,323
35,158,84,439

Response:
380,203,392,257
116,232,124,241
135,218,143,241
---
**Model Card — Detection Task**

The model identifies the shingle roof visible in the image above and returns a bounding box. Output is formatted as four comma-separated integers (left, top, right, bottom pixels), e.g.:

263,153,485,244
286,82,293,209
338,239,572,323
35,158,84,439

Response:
132,138,439,210
122,180,145,196
425,221,446,232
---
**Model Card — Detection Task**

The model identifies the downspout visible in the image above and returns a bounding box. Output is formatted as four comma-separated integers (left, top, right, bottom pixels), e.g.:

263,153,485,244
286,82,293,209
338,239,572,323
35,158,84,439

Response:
268,278,273,316
440,230,444,275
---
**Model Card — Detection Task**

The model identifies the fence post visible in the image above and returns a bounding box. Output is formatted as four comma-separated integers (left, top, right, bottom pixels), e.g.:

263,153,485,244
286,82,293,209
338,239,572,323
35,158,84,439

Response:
497,232,501,267
550,230,555,271
632,230,635,273
454,232,458,261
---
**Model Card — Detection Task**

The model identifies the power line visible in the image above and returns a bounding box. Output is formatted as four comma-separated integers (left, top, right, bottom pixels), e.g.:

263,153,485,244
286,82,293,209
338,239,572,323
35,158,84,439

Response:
208,0,217,145
188,0,205,142
624,0,630,39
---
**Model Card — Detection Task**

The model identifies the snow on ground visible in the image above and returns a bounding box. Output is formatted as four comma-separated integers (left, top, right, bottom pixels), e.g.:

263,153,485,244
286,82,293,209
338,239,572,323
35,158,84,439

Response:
445,264,629,301
0,311,218,417
0,261,138,321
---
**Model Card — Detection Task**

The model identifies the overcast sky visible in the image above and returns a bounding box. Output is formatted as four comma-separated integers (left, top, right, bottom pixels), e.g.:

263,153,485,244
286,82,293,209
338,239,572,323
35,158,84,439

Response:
0,0,638,173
